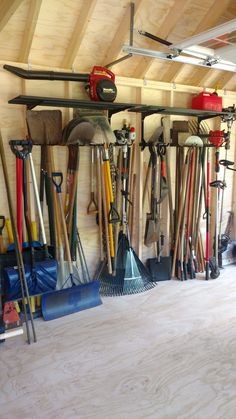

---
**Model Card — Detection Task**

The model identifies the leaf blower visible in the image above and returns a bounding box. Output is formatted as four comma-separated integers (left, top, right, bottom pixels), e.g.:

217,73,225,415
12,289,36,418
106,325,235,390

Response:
4,64,117,102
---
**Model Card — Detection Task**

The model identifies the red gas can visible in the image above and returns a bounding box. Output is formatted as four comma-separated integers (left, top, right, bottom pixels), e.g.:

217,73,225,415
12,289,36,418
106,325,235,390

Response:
192,91,222,112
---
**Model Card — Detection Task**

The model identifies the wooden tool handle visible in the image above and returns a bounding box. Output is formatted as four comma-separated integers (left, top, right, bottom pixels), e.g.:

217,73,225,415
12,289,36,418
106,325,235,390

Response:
100,149,112,274
171,150,191,277
96,147,104,261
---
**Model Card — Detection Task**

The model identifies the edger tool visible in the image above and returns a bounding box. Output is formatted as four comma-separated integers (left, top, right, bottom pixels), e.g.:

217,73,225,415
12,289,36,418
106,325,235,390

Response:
4,64,117,102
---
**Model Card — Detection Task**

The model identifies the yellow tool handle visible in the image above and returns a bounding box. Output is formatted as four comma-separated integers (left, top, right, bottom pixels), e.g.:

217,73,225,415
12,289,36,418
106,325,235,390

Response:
103,163,115,258
31,221,38,242
104,149,114,203
6,218,14,244
103,164,111,210
108,223,115,258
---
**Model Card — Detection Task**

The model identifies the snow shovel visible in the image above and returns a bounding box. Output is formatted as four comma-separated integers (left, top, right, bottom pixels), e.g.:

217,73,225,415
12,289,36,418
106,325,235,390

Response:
4,141,57,300
41,172,102,321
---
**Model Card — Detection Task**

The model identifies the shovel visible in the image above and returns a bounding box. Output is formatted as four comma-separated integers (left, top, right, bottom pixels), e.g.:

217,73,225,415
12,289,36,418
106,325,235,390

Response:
41,172,102,321
144,146,159,246
87,146,98,215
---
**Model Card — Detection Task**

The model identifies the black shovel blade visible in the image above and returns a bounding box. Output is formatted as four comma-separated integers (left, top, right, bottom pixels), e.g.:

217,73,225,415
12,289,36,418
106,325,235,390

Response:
146,256,172,281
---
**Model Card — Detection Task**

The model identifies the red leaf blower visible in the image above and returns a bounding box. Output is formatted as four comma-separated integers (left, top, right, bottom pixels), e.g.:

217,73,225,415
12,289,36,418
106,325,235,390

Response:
4,64,117,102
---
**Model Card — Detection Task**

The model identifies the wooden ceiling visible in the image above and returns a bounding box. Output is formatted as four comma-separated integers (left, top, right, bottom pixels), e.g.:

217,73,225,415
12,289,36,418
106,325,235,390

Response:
0,0,236,91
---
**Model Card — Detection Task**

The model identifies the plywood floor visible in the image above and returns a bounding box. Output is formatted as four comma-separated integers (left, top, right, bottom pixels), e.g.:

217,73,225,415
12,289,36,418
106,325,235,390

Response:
1,266,236,419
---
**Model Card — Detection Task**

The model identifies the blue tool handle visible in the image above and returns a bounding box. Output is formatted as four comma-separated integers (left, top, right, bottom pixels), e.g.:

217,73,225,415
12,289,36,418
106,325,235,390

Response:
52,172,63,193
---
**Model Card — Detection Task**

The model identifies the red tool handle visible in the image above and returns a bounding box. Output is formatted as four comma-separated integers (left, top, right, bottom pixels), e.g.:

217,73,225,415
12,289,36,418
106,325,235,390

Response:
16,157,23,249
161,160,166,178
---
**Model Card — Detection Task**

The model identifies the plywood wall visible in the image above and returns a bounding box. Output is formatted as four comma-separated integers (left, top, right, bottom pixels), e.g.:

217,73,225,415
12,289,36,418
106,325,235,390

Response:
0,61,236,277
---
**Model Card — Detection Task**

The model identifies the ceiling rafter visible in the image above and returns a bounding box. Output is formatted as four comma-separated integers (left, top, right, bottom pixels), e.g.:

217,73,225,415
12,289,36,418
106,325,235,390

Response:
0,0,24,33
215,71,236,89
167,0,232,84
61,0,97,69
133,0,192,79
18,0,42,63
102,0,144,67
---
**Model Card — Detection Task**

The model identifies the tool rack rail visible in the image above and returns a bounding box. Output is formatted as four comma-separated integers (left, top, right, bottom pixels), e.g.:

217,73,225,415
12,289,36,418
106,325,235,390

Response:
8,95,236,121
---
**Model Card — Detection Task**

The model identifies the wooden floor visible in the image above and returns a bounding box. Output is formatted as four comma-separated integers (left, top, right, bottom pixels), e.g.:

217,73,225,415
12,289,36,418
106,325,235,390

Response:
1,266,236,419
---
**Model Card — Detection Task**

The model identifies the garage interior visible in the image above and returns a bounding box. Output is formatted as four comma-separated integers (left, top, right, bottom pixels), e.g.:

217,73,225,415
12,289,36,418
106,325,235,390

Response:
0,0,236,418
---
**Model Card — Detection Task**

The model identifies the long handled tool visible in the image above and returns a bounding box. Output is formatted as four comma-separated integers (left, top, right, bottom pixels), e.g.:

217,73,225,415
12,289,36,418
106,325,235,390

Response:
171,149,192,278
0,132,36,343
87,146,98,215
204,147,211,280
0,216,5,254
16,156,23,248
209,180,226,279
144,146,159,246
41,171,102,321
5,141,57,299
52,172,76,287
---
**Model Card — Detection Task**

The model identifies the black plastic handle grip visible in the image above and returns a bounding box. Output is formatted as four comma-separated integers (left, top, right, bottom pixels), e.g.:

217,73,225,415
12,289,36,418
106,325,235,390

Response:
219,159,234,167
9,139,32,159
0,215,5,233
210,180,226,189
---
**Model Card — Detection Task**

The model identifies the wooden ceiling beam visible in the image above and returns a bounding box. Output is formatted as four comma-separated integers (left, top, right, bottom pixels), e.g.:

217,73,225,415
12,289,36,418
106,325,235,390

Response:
102,0,144,67
168,0,232,84
61,0,97,69
133,0,192,79
18,0,42,63
215,72,236,89
0,0,24,33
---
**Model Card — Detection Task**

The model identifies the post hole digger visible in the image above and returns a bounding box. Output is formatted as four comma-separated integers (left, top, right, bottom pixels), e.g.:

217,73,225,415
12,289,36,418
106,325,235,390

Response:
41,172,102,321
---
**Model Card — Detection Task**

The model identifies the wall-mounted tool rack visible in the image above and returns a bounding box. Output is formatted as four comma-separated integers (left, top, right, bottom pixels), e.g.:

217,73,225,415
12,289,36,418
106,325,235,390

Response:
8,95,235,122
